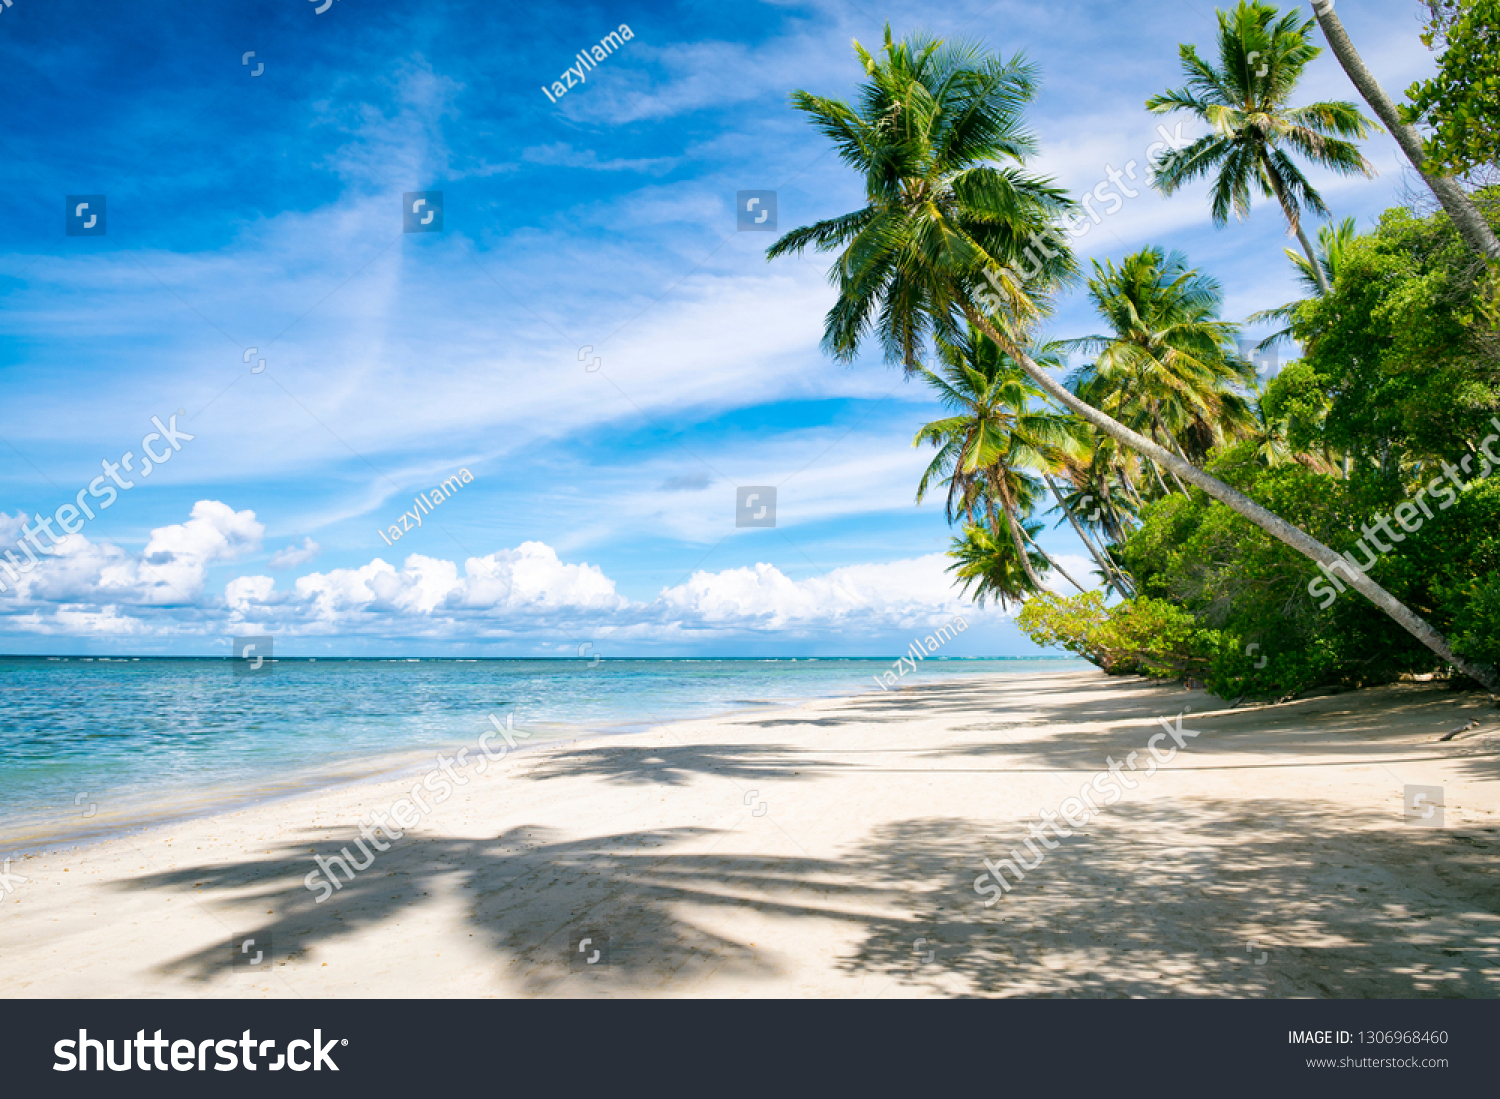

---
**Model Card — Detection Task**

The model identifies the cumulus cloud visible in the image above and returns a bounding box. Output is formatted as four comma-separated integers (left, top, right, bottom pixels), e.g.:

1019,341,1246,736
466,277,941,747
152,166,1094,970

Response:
228,542,632,636
0,501,1034,643
0,501,262,609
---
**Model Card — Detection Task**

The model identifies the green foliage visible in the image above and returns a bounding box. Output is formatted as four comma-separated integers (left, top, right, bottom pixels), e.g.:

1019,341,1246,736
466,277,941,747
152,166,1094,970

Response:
1402,0,1500,178
1145,1,1376,230
1016,591,1212,676
1293,196,1500,468
1071,453,1500,698
1451,575,1500,668
766,25,1077,367
946,523,1050,610
1061,247,1257,465
1256,360,1330,457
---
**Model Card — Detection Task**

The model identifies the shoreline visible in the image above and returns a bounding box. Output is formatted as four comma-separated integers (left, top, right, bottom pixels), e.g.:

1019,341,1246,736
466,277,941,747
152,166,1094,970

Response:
6,669,1495,998
1,664,1085,860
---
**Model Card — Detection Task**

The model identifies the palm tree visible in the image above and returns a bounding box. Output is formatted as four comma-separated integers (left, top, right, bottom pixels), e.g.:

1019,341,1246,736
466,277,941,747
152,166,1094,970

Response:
766,25,1498,693
1248,382,1340,475
1309,0,1500,262
912,327,1081,593
1146,1,1379,293
946,523,1048,610
1042,471,1135,597
1060,248,1258,476
1248,215,1357,351
1042,426,1139,597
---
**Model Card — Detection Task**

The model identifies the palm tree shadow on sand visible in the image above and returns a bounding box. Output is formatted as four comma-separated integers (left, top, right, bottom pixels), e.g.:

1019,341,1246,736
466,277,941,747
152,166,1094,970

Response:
121,791,1498,996
125,824,889,994
844,800,1499,998
520,742,846,787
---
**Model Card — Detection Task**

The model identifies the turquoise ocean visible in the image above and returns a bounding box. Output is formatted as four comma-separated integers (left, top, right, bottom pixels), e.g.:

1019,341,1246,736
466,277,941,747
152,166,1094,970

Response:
0,655,1087,849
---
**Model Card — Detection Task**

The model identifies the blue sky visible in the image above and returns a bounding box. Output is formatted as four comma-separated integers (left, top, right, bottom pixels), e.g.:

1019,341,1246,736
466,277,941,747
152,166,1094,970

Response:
0,0,1444,656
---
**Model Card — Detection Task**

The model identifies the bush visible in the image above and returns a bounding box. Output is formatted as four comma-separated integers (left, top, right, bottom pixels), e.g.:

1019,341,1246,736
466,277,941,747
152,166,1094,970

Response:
1026,453,1500,700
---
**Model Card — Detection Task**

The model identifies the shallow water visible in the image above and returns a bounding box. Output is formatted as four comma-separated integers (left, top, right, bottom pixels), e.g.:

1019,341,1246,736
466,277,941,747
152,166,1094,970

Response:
0,655,1086,847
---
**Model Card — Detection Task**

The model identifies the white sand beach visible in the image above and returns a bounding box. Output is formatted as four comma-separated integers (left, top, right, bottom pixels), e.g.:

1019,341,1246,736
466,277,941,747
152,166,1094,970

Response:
3,670,1498,998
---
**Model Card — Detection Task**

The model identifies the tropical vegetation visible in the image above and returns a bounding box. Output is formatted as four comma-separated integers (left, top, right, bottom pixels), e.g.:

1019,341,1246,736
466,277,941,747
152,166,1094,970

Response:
768,2,1500,699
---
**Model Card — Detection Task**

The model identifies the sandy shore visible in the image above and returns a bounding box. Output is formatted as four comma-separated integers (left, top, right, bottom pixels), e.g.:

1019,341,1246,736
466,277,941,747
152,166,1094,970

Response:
3,670,1498,998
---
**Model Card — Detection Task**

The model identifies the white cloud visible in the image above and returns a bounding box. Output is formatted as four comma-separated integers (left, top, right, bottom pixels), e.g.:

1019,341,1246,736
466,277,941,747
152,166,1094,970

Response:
0,501,1022,642
0,501,261,609
268,537,322,570
521,143,678,174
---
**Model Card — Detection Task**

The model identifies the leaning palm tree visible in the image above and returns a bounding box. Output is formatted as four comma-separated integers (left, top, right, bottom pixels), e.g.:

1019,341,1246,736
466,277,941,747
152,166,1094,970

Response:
1060,248,1258,473
913,327,1081,593
766,25,1498,693
1248,216,1357,350
1309,0,1500,261
1029,400,1137,598
1146,1,1379,293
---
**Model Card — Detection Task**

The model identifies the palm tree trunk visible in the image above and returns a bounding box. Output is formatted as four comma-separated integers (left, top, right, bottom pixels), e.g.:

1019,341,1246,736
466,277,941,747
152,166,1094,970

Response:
1290,216,1330,292
1100,477,1131,540
1045,473,1135,597
1004,506,1046,593
1311,2,1500,263
1022,524,1087,593
990,469,1048,593
1263,158,1332,294
1150,405,1194,493
965,305,1500,696
1148,457,1174,498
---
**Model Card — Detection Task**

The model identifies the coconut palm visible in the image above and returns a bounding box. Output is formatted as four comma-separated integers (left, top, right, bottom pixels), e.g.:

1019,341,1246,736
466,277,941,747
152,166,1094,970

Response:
1060,248,1258,476
913,328,1082,593
1146,1,1379,293
766,25,1498,692
1309,0,1500,261
945,523,1048,609
1247,385,1341,474
1247,216,1357,351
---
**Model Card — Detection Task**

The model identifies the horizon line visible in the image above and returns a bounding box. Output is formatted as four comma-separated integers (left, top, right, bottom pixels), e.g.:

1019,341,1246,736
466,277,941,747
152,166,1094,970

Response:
0,653,1077,662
